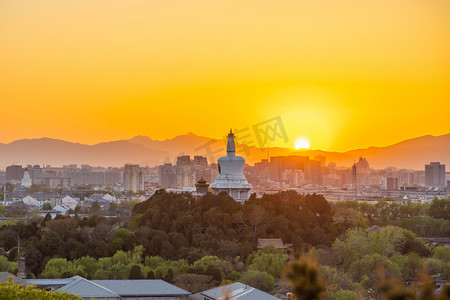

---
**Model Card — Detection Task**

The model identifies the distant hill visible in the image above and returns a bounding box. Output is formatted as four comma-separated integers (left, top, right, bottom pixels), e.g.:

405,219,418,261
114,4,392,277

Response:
0,138,168,168
280,134,450,170
0,133,448,170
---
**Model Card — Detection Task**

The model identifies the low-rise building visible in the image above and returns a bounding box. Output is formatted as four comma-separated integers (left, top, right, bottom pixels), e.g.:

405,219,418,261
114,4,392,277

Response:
191,282,279,300
257,238,292,252
27,276,191,300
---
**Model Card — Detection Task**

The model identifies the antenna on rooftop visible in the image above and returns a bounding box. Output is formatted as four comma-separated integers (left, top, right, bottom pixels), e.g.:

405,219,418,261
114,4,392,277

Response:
352,161,357,200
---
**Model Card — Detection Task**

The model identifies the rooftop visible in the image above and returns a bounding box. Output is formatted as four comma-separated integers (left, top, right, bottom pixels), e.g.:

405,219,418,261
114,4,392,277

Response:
28,276,191,299
0,272,30,286
201,282,279,300
92,279,191,297
257,238,291,249
58,276,120,299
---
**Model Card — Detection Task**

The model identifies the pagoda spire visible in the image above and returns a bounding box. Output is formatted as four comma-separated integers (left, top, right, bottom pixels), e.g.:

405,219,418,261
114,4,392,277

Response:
227,129,236,156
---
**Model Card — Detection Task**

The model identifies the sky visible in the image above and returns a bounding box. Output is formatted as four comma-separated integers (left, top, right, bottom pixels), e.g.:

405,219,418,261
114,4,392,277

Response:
1,0,449,152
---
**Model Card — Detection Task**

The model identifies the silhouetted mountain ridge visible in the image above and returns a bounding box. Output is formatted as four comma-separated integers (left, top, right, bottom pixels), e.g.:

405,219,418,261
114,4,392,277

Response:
0,133,448,169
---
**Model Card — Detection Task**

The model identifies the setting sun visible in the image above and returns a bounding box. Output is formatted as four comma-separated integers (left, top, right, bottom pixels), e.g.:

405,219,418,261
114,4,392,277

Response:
295,138,310,150
0,0,449,150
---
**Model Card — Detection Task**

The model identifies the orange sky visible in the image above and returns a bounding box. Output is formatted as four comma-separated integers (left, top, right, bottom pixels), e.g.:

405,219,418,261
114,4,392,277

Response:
1,0,449,151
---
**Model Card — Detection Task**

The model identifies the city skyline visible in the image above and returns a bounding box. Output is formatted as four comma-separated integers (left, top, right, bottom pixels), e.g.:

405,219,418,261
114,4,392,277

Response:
0,132,448,170
1,0,449,151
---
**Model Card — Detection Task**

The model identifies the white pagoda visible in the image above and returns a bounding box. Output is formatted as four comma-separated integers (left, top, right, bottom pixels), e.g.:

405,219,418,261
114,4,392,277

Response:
211,129,252,202
21,169,32,188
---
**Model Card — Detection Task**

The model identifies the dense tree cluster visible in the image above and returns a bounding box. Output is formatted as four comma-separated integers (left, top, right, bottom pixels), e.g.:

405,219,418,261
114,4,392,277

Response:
0,214,124,276
0,191,448,298
130,190,338,261
332,199,449,237
314,225,449,298
285,256,450,300
40,244,287,292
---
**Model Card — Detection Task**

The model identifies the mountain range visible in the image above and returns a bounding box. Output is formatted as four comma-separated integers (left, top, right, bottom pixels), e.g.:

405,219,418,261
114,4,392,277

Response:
0,133,448,170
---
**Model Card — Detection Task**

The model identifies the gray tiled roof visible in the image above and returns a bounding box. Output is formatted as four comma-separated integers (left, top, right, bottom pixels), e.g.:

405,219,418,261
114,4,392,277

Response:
0,272,30,286
91,279,191,296
201,282,280,300
27,278,74,287
57,276,120,299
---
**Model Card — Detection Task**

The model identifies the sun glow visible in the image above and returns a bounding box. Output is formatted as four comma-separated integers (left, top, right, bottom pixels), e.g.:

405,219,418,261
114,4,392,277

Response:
295,138,310,150
0,1,449,148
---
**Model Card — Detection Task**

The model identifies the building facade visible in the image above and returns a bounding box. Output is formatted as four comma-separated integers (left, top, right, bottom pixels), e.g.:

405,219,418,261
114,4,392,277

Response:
425,162,446,187
123,164,144,192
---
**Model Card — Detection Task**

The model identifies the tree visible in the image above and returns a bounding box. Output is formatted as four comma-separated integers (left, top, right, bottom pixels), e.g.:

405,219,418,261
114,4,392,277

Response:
422,258,447,278
119,199,142,211
284,256,325,300
247,246,288,279
193,256,233,275
328,289,357,300
42,258,83,278
43,203,52,211
332,228,369,270
391,253,423,282
110,228,137,252
91,201,101,212
240,270,275,292
205,265,222,282
319,266,355,292
348,254,401,289
75,256,98,279
129,264,144,279
376,274,448,300
26,184,43,193
248,205,266,233
428,198,449,220
432,245,450,263
333,208,368,229
0,256,17,273
46,218,78,240
160,241,176,260
164,268,174,283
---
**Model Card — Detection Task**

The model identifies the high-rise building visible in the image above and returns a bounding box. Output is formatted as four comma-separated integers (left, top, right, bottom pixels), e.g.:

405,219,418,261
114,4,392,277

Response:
65,168,122,186
425,162,446,187
193,155,208,167
6,165,24,181
123,164,144,192
176,155,191,167
314,155,326,167
304,160,322,184
176,165,196,188
386,177,398,190
269,156,309,181
195,167,218,184
159,164,177,188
